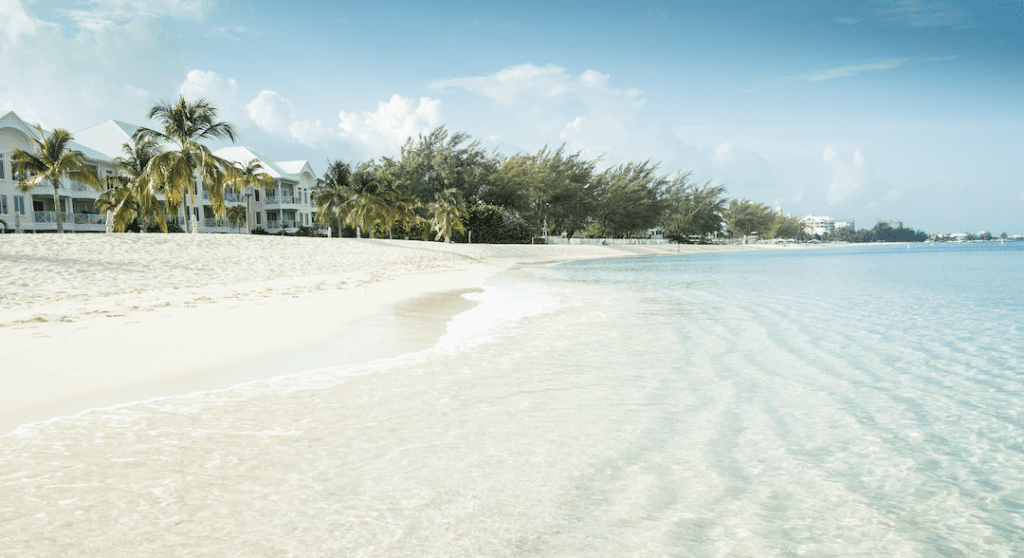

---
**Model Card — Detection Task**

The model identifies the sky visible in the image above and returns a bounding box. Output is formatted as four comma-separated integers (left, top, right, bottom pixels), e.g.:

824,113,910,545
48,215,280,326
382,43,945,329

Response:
2,0,1022,234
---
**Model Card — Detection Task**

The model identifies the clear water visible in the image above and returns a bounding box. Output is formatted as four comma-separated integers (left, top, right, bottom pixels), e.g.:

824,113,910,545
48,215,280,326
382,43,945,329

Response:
2,243,1023,557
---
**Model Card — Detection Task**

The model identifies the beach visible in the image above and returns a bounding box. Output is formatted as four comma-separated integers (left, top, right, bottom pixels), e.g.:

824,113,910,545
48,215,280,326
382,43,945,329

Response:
0,234,757,435
2,239,1021,556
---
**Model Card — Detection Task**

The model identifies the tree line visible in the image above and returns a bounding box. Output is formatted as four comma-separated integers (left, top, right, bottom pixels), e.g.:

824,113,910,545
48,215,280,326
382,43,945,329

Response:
313,126,805,243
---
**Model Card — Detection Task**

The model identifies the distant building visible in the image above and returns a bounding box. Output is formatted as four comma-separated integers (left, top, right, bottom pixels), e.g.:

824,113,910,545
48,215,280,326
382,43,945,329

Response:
834,219,855,231
1,110,317,234
800,215,835,237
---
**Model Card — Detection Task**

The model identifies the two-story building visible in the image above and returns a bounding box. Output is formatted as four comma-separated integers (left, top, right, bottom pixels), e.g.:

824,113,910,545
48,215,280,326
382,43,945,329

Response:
1,110,317,234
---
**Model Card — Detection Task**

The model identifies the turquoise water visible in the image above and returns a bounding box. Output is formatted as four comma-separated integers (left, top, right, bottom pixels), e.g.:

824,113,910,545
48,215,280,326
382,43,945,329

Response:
1,242,1022,556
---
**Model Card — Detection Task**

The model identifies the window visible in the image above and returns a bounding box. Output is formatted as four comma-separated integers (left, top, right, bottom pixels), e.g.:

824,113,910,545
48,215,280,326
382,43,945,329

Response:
0,153,5,180
0,195,7,214
255,212,261,225
254,189,260,202
14,195,26,215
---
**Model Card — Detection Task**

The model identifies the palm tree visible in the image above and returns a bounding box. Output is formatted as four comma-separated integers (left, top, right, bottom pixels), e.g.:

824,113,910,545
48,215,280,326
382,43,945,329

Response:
225,205,247,231
312,160,353,237
97,137,164,233
226,159,274,234
11,126,100,233
382,185,421,240
429,188,468,243
133,97,238,233
337,163,390,238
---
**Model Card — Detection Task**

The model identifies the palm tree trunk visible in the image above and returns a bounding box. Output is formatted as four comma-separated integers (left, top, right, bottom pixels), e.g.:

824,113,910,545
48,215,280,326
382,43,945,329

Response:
246,187,252,235
52,181,63,234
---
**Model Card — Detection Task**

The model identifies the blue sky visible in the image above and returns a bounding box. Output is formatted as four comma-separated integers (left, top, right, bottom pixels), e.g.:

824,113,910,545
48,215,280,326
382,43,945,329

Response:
2,0,1022,233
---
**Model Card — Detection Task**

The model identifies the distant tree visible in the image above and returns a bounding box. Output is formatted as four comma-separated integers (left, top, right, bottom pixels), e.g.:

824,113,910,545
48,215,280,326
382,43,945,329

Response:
429,188,468,243
590,160,667,238
11,126,101,233
386,126,497,204
455,204,533,244
312,159,353,236
662,172,727,242
723,199,774,238
765,213,803,239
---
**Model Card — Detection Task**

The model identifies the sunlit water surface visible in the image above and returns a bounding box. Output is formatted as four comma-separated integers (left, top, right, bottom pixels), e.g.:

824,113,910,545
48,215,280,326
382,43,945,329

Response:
2,242,1023,557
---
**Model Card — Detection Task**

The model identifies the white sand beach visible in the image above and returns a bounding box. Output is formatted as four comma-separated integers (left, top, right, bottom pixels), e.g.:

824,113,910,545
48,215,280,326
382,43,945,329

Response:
0,235,762,435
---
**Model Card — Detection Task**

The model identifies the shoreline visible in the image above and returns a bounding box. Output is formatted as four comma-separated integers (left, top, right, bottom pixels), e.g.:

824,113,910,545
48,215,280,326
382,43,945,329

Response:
1,236,776,435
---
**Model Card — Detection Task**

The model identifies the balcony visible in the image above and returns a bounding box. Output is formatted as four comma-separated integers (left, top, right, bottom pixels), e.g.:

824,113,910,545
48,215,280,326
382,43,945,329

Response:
203,218,228,228
264,195,301,206
33,211,74,224
74,213,105,225
267,219,299,230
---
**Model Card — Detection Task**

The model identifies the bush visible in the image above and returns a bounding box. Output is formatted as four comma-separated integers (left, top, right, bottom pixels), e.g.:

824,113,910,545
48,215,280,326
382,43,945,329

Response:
454,205,533,244
251,227,269,235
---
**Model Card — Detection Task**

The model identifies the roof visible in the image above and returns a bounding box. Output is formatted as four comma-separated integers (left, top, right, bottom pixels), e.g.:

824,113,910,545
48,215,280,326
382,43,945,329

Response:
214,146,294,180
1,111,111,163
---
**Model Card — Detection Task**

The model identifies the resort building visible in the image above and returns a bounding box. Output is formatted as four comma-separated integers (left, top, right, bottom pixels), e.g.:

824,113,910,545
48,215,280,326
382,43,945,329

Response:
213,147,318,233
800,215,835,237
834,219,855,231
1,111,118,233
1,110,318,234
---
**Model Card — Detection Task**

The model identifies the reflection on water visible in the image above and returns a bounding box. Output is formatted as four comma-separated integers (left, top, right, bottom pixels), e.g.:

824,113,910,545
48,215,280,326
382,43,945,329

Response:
1,244,1023,557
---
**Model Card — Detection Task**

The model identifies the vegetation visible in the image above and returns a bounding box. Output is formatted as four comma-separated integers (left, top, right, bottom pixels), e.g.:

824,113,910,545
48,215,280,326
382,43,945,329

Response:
96,137,164,232
133,96,238,233
11,126,101,233
226,159,274,234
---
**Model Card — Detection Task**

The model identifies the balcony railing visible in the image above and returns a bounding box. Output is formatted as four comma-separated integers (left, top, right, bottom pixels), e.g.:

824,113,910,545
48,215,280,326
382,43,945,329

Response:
203,218,228,228
267,219,300,229
74,213,104,225
33,211,74,224
265,195,301,206
200,191,246,203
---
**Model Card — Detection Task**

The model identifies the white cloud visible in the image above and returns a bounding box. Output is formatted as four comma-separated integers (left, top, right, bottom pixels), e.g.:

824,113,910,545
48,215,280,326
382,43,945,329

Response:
0,0,187,129
177,69,249,126
337,94,442,156
62,0,207,30
247,90,295,135
823,148,881,205
795,59,904,82
880,1,974,28
430,63,644,140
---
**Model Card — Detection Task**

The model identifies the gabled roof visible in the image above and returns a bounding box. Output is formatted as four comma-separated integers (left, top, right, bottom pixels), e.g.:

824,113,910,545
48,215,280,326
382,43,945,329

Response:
74,119,141,159
214,146,299,181
276,160,315,178
1,110,111,163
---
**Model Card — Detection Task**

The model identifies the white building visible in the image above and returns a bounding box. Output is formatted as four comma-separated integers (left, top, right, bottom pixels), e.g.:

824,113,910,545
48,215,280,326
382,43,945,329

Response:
800,215,835,237
834,219,855,231
1,110,317,234
1,111,117,233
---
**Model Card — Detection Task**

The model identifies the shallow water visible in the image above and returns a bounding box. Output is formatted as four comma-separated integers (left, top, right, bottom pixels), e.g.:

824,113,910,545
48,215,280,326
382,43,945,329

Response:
2,242,1022,557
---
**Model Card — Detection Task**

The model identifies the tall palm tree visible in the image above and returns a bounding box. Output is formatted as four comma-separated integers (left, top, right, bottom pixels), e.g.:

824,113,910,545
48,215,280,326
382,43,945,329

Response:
11,126,100,233
133,97,238,233
311,160,352,237
429,188,468,243
339,163,391,238
97,137,164,233
226,159,274,234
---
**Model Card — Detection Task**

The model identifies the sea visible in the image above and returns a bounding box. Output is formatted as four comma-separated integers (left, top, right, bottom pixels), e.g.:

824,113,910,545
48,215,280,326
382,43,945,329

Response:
2,242,1022,557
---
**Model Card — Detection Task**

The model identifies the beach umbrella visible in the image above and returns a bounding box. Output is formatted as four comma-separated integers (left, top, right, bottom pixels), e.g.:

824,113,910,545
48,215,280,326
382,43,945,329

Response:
105,210,113,233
